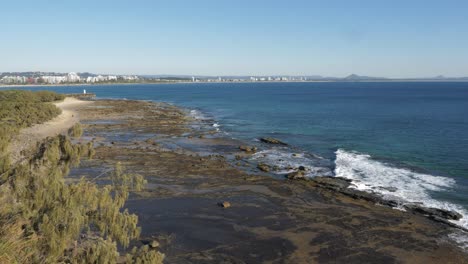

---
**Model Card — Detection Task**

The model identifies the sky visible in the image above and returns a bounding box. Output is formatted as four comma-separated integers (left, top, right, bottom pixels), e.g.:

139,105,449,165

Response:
1,0,468,78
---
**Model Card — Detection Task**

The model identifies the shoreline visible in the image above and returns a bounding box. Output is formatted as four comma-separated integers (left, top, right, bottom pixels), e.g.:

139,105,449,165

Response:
2,79,468,89
68,98,467,262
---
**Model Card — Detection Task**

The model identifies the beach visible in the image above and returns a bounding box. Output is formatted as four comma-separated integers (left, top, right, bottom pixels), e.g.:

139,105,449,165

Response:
61,98,468,263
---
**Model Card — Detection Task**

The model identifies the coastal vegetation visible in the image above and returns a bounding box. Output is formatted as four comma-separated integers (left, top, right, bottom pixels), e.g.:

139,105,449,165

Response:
0,90,64,174
0,90,163,263
69,123,84,138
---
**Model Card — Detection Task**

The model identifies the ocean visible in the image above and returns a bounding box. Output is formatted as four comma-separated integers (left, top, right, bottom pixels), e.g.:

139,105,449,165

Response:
4,81,468,229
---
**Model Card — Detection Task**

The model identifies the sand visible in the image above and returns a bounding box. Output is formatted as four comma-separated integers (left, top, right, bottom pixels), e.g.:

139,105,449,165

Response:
9,97,94,164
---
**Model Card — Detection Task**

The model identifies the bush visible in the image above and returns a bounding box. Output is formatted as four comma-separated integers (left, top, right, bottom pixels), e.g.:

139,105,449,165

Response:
0,135,162,263
0,90,64,174
69,123,83,138
0,90,162,262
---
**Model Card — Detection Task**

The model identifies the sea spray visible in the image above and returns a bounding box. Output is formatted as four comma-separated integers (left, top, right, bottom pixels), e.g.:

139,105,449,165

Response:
334,149,468,229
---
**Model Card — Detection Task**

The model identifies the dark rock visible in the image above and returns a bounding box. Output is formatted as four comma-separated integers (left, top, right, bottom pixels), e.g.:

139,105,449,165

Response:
311,176,352,190
239,145,257,153
378,186,398,192
298,166,306,171
428,216,468,231
286,170,306,180
404,204,463,221
257,163,271,172
310,177,467,230
260,137,288,145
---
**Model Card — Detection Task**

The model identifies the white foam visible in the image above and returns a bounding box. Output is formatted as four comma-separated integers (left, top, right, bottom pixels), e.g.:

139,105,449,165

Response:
449,232,468,251
250,148,333,177
189,109,209,120
334,149,468,231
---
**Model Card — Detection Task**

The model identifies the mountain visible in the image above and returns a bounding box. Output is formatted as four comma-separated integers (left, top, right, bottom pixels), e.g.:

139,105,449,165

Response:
343,74,387,81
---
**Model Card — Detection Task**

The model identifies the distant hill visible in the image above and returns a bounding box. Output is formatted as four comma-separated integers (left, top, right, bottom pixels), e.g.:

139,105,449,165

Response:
343,74,388,81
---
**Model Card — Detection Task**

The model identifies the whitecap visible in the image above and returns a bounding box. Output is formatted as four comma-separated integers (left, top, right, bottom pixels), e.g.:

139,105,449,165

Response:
334,149,468,230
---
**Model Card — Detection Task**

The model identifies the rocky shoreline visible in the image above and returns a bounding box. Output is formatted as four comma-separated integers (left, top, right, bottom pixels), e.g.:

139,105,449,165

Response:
71,99,468,263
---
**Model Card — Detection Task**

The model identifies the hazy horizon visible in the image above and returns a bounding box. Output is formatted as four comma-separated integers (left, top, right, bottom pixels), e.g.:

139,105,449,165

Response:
2,1,468,78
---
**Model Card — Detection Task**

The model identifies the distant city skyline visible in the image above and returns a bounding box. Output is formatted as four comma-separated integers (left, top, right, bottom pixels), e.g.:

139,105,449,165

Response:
2,1,468,78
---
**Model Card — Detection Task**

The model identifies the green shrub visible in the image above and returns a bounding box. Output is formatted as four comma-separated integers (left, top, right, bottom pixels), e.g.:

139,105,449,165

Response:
0,90,64,174
0,90,162,262
0,135,162,263
68,123,83,138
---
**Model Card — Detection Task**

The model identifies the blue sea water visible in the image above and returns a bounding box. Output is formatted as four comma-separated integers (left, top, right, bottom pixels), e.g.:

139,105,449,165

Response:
4,82,468,229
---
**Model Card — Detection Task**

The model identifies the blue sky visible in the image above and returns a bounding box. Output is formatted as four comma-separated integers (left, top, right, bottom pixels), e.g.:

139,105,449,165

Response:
1,0,468,77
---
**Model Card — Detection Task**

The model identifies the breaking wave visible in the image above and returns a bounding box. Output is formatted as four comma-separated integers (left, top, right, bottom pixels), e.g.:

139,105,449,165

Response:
334,149,468,229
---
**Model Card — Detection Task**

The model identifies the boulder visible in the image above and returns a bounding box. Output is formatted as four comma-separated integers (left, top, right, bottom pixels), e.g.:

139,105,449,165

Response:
286,170,306,180
260,137,288,145
218,201,231,208
257,163,271,172
239,145,257,153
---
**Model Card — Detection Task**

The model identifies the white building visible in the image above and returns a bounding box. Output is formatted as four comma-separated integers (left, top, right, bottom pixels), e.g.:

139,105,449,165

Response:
67,72,81,82
42,76,66,84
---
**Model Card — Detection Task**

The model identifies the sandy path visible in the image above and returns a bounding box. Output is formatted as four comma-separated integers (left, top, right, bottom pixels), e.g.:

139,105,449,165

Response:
9,97,94,163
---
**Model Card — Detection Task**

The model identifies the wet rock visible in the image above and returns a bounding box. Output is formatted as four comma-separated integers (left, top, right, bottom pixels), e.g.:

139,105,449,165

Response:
260,137,288,145
235,155,243,160
218,201,231,208
404,204,463,221
285,170,306,180
311,176,352,190
239,145,257,153
257,163,271,172
298,166,306,171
